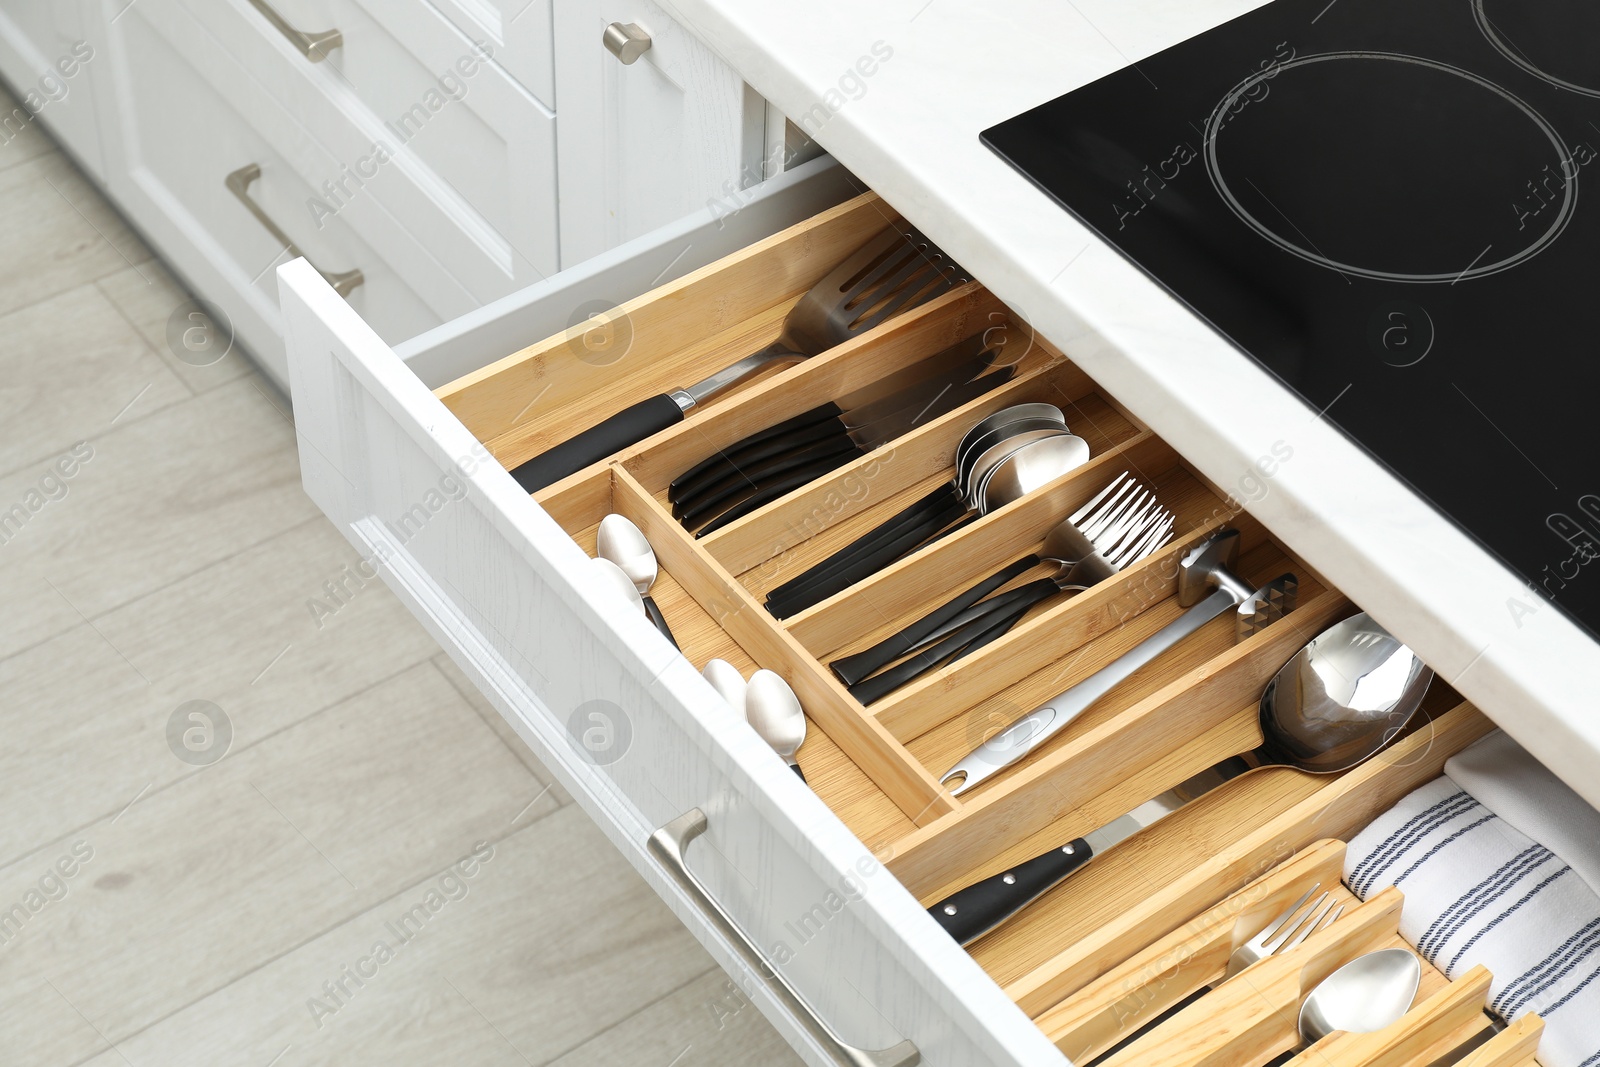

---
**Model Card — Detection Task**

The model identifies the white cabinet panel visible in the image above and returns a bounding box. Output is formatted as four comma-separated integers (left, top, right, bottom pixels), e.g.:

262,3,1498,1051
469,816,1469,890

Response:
552,0,764,266
232,0,560,291
0,0,103,176
427,0,556,109
91,1,446,382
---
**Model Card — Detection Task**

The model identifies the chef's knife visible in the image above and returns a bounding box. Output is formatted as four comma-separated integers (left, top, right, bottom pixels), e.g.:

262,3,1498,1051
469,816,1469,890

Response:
670,334,996,505
929,759,1251,945
676,357,1012,527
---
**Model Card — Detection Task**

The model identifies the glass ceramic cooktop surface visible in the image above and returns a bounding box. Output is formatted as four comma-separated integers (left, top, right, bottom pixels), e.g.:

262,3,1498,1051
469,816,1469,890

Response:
984,0,1600,641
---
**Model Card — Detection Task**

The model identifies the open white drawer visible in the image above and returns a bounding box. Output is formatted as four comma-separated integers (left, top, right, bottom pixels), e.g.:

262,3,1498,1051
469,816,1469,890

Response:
281,157,1546,1066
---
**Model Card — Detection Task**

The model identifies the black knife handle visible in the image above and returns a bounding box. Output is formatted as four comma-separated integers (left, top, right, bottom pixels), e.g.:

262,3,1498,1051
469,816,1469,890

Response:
669,402,843,500
672,414,854,507
765,483,962,610
929,838,1094,945
765,493,969,619
693,453,858,536
642,595,678,649
511,393,685,493
830,555,1039,685
846,587,1042,705
674,431,857,525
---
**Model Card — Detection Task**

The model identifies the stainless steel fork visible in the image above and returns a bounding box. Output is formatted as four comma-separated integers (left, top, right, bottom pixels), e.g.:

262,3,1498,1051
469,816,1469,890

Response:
836,472,1174,702
1225,884,1346,978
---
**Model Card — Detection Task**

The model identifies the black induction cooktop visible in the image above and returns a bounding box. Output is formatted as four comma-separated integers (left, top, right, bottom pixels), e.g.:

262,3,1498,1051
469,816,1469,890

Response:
984,0,1600,642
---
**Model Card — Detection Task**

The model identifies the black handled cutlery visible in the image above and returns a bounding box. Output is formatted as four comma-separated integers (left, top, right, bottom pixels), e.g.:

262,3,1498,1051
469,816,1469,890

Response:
508,225,970,493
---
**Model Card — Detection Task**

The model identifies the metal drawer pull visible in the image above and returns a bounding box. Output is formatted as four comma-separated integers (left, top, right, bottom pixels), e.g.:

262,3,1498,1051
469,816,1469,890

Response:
247,0,342,61
226,164,364,299
648,810,920,1067
602,21,652,64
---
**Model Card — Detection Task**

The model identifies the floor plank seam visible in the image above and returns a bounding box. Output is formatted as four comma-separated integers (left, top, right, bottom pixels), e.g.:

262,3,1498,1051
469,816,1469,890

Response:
55,806,579,1065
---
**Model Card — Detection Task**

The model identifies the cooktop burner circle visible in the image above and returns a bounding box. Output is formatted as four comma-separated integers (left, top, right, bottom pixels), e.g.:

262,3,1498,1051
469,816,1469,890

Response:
1203,51,1575,283
1475,0,1600,99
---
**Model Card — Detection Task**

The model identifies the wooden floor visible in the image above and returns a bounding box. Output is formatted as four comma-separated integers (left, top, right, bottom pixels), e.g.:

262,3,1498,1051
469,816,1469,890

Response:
0,87,801,1067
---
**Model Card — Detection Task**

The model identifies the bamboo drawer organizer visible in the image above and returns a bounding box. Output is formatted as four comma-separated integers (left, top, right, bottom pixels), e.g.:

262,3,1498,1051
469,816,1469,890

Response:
436,192,1547,1065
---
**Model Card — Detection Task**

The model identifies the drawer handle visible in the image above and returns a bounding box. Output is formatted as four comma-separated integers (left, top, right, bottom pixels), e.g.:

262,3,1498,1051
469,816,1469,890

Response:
225,164,364,299
602,21,652,64
648,810,920,1067
247,0,342,61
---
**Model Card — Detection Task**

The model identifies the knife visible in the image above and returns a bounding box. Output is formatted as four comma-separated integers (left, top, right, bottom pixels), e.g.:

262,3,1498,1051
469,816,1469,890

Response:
678,362,1016,532
929,759,1251,945
669,334,997,506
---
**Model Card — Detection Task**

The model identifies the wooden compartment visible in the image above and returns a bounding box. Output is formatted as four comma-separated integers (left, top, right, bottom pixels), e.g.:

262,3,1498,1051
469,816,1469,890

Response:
433,191,1550,1066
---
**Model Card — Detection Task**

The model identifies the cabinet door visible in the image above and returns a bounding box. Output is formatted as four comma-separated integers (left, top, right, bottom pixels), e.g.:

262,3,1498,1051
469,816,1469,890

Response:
552,0,765,266
0,0,103,176
427,0,555,109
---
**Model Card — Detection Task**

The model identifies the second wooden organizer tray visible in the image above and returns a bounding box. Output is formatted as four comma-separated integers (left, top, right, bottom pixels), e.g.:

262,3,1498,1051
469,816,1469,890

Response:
434,192,1544,1065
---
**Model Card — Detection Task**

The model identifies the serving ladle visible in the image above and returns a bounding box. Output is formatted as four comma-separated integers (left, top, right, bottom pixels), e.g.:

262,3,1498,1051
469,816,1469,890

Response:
925,612,1434,942
597,514,678,648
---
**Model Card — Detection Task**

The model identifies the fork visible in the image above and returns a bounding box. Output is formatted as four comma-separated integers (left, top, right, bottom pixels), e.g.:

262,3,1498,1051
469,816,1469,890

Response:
1226,884,1345,978
1093,885,1346,1063
837,473,1174,703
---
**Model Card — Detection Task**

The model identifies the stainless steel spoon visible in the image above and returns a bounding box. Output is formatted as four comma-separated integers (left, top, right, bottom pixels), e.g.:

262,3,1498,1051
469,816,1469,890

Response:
745,669,808,782
927,611,1434,943
1297,948,1422,1047
597,514,678,648
590,557,645,613
700,659,747,720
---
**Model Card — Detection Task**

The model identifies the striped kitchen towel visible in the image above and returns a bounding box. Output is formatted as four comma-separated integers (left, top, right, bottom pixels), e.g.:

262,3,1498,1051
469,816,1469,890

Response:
1345,774,1600,1067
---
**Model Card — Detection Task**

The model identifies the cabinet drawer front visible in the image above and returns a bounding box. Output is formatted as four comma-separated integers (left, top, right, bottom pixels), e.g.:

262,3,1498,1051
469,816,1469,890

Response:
422,0,555,110
94,0,445,375
170,0,557,302
279,249,1066,1067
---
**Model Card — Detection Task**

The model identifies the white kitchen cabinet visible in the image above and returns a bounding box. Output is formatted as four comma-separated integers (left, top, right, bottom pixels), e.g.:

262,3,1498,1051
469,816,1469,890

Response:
0,0,103,177
85,0,453,383
428,0,556,108
552,0,767,266
0,0,768,392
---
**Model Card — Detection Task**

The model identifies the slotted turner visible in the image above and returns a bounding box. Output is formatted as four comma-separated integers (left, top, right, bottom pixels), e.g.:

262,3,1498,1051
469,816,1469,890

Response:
508,225,971,492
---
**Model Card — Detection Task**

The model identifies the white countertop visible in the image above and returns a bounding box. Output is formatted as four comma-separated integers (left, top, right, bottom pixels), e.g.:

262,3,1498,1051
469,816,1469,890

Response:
663,0,1600,806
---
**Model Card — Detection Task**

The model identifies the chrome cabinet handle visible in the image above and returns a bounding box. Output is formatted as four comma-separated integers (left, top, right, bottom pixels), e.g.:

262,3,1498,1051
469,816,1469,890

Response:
602,21,652,64
648,810,920,1067
226,164,364,298
247,0,342,61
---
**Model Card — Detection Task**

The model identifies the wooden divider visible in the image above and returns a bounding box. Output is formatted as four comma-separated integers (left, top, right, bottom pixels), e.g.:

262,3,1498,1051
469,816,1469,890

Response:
1038,839,1350,1061
439,191,894,449
608,466,957,825
1455,1016,1544,1067
1289,967,1493,1067
996,703,1494,1018
1098,888,1407,1067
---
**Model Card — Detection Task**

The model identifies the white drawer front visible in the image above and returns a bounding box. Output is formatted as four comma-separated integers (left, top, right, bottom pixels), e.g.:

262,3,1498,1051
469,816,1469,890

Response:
425,0,556,110
90,0,447,380
227,0,560,293
279,173,1065,1067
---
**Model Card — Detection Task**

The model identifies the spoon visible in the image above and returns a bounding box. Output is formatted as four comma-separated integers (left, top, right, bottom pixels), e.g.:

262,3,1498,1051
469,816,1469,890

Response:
976,431,1092,513
700,659,747,719
764,406,1086,618
927,611,1434,943
590,557,645,613
596,514,678,648
745,669,808,782
1297,948,1422,1048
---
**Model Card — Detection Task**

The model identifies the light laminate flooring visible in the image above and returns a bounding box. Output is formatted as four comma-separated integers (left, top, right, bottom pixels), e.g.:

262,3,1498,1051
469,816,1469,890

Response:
0,85,801,1067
